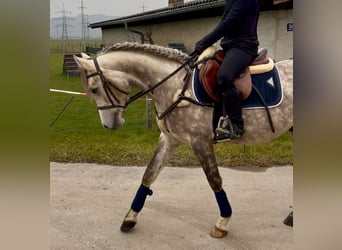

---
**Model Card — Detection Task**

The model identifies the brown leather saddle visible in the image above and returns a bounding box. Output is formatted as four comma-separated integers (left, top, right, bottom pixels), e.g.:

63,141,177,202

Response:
198,48,269,103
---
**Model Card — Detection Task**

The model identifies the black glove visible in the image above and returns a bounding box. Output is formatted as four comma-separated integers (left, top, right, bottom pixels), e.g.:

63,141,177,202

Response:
193,39,208,55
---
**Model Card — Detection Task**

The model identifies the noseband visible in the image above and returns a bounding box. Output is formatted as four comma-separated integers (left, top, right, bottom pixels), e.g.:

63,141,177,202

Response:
86,57,129,110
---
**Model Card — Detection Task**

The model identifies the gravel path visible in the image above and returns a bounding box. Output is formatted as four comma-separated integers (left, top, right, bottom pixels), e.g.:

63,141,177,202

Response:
50,163,293,250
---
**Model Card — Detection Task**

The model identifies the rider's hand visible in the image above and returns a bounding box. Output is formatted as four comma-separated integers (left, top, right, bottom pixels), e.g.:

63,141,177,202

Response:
193,40,207,55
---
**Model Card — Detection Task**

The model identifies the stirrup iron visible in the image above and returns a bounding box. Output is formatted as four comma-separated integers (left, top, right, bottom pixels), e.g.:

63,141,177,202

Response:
215,116,233,135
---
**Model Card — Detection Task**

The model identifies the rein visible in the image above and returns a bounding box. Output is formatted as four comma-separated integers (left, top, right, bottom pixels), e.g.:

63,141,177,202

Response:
86,55,203,114
125,54,198,106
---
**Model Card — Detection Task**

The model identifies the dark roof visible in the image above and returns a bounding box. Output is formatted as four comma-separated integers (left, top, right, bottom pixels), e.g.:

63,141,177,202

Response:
89,0,293,29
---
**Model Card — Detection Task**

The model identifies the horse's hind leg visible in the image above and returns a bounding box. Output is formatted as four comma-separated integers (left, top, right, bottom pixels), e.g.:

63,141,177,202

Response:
191,140,232,238
120,133,178,232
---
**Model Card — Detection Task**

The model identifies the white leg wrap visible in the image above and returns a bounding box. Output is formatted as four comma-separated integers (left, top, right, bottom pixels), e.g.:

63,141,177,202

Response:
215,216,230,232
125,209,138,222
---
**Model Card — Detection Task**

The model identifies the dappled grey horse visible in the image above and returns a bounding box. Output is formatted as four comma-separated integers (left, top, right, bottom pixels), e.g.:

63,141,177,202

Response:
74,42,293,238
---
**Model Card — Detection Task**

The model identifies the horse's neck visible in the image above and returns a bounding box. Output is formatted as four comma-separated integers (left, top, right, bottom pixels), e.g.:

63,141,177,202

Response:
104,52,186,106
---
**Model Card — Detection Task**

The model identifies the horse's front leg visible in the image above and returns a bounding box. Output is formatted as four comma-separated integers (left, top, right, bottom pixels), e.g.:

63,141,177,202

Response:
191,139,232,238
120,133,178,232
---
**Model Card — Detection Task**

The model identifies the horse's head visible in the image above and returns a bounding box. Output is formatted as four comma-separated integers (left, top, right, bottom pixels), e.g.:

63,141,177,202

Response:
73,53,130,130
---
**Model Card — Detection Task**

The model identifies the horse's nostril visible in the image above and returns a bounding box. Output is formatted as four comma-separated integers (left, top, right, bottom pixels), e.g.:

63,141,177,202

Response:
103,124,109,129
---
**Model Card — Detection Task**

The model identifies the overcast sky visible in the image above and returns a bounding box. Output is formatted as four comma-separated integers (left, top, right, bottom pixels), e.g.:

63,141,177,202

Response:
50,0,193,18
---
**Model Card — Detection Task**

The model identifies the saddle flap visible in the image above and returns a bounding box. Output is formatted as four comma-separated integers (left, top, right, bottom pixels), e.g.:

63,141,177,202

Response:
199,58,222,102
234,68,252,100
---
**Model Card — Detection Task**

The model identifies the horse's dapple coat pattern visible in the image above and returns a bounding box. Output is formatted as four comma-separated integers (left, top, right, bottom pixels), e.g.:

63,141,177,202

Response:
73,42,293,238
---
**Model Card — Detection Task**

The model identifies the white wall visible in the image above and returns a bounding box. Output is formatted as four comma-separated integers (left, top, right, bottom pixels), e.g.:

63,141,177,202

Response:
102,9,293,61
258,9,293,61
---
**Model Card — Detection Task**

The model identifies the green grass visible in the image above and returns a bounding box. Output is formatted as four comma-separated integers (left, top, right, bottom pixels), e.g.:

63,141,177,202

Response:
50,53,293,167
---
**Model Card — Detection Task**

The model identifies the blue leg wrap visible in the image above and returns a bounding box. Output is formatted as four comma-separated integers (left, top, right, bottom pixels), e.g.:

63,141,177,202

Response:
215,189,232,217
131,184,153,213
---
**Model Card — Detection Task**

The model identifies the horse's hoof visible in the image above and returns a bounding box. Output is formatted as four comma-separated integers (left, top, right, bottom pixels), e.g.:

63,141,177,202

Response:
120,220,136,232
209,226,228,238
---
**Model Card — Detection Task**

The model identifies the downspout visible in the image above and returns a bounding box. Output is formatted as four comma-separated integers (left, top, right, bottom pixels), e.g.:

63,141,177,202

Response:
124,22,145,44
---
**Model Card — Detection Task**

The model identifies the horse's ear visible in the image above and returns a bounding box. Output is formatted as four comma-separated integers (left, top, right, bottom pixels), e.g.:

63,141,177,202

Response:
81,52,90,59
73,55,93,71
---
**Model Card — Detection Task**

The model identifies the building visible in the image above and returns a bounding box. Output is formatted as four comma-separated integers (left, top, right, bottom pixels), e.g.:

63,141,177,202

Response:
89,0,293,61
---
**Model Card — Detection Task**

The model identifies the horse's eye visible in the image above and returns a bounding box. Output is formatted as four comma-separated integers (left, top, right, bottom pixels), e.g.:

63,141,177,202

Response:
90,88,98,94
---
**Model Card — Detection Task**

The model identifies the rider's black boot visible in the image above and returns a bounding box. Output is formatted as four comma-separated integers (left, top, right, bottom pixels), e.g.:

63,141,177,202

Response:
215,88,245,142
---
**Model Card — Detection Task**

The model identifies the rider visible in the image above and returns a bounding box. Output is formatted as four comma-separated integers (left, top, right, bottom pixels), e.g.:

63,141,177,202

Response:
192,0,260,141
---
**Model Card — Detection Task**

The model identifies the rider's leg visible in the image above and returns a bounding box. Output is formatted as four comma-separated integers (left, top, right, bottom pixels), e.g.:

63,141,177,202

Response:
215,48,253,141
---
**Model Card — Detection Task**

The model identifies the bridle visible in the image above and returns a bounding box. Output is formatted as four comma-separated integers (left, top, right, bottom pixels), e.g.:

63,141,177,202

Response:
85,54,205,117
86,57,128,110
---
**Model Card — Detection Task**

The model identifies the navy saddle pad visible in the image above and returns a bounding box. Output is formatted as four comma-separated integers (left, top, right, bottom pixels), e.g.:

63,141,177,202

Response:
192,66,283,109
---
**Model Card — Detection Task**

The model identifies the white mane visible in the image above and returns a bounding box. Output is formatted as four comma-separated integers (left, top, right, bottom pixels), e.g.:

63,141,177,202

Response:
98,42,190,64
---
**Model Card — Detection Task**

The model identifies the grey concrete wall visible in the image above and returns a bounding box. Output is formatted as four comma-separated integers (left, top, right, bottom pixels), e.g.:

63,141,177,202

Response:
101,9,293,61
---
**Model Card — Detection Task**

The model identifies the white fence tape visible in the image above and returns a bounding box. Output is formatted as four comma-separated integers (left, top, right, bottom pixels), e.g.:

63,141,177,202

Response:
50,88,87,96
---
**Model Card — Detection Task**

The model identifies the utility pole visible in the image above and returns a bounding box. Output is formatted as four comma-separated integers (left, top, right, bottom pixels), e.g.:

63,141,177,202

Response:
85,15,90,40
56,3,72,40
54,24,61,39
79,0,87,41
140,4,148,13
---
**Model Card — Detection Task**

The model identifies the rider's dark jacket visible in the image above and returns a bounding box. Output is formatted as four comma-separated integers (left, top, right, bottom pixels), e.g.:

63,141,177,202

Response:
195,0,260,57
